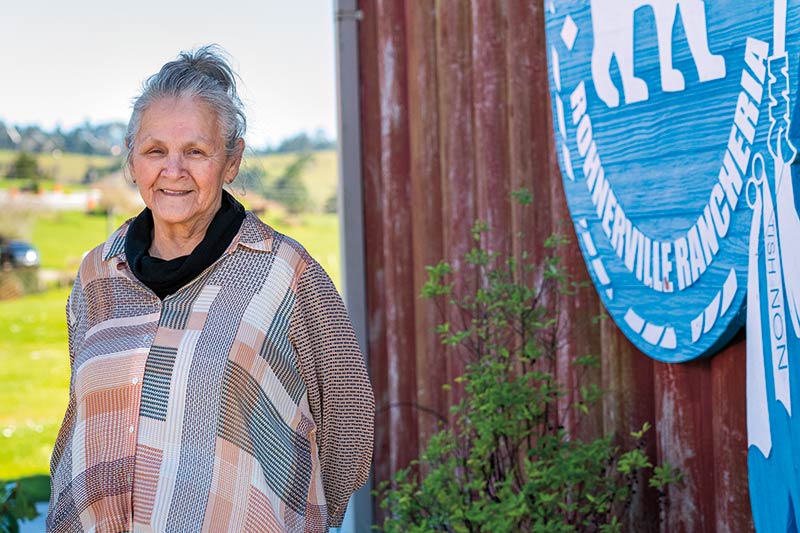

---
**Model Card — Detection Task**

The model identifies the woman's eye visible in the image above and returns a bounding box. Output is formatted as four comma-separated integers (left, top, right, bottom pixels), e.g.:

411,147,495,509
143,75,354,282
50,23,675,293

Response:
146,148,163,155
188,149,204,156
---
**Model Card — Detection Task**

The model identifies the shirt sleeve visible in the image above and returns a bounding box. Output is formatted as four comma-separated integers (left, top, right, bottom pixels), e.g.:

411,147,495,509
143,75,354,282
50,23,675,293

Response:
289,259,375,528
50,276,82,495
65,275,82,366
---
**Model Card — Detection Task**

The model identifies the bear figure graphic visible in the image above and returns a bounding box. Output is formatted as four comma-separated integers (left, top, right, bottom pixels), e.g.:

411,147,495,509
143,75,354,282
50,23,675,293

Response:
590,0,726,107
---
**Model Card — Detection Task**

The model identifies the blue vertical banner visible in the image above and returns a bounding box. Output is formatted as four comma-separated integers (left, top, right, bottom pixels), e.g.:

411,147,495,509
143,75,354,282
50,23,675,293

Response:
543,1,800,530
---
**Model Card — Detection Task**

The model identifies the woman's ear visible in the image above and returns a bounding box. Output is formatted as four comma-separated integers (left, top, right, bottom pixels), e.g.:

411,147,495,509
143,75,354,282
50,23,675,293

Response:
225,138,246,184
125,139,137,183
126,158,137,184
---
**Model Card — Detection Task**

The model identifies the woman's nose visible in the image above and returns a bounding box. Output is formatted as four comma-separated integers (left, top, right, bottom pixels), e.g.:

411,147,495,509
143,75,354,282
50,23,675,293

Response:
161,153,186,177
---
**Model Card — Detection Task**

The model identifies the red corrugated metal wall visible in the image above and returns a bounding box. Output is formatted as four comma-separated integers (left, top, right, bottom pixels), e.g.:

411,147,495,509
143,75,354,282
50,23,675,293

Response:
357,1,752,530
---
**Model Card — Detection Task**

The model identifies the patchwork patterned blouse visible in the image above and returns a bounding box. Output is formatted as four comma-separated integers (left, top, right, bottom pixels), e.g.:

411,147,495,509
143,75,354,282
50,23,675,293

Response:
47,212,375,532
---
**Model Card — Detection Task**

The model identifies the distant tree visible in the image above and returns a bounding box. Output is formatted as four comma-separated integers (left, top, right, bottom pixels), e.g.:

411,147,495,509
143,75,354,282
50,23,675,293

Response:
6,152,50,187
236,164,269,196
272,153,313,213
62,128,95,154
266,130,336,154
7,152,37,179
324,191,338,214
310,128,336,150
275,133,314,153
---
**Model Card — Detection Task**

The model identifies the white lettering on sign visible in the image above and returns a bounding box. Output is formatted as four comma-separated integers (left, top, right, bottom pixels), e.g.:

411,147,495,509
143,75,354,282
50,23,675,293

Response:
569,38,767,293
765,203,790,412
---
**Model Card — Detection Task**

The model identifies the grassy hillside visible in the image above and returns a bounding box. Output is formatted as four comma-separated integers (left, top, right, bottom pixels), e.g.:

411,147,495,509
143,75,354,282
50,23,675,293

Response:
237,149,338,211
0,149,119,183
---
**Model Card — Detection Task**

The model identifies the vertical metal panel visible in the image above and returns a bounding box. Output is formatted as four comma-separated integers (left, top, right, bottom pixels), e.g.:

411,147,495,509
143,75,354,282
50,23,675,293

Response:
354,0,752,529
504,0,553,268
373,0,420,481
435,0,476,400
405,0,448,447
654,360,717,532
471,0,511,257
357,0,392,491
710,338,753,533
600,319,659,528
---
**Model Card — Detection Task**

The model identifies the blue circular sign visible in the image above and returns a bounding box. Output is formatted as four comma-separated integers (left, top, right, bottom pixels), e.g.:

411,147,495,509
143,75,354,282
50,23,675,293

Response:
544,0,791,362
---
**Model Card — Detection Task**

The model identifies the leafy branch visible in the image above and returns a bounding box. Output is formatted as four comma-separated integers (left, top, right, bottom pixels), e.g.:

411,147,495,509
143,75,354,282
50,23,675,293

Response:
376,189,680,532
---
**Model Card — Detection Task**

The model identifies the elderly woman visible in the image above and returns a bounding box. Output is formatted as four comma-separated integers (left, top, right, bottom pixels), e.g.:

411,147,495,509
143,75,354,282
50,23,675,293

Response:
47,46,374,533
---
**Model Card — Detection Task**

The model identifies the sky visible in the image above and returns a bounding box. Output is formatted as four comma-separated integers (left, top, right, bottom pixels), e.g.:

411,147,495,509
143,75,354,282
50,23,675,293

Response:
0,0,337,148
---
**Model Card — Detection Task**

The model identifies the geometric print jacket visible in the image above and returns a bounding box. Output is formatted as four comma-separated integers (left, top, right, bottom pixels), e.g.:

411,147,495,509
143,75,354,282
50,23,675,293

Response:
47,212,375,532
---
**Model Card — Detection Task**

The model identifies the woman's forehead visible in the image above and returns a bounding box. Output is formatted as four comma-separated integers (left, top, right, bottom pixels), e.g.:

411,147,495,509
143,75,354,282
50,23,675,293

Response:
138,95,222,142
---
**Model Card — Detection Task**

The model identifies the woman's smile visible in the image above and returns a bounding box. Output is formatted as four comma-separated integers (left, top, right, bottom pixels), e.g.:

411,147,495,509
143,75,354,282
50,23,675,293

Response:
158,188,192,196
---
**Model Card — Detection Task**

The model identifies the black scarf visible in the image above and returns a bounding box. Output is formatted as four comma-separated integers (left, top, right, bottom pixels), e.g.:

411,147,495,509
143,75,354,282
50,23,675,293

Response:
124,190,246,299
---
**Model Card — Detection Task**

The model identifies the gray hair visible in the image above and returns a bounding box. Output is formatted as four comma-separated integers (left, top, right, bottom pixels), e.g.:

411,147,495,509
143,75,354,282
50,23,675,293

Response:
125,44,246,162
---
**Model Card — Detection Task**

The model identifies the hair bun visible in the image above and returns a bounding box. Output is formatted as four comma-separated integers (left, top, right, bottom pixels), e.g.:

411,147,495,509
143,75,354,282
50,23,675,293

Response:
178,44,238,98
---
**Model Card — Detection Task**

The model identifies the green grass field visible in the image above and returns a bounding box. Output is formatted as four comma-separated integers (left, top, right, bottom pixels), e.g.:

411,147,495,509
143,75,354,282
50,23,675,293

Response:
0,288,71,484
32,211,132,271
0,149,341,503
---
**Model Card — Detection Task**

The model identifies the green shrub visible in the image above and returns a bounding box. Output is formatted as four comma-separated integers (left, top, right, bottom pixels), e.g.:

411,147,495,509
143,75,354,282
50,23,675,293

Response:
0,482,38,533
5,152,51,192
376,191,680,532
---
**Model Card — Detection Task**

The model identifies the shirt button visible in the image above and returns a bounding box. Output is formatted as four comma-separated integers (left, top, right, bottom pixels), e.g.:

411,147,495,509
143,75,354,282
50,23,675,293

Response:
132,376,139,385
127,474,133,484
129,425,135,434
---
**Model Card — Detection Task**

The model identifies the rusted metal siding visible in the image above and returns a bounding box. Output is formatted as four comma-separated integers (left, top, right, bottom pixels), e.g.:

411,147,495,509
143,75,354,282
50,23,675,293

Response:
357,1,751,530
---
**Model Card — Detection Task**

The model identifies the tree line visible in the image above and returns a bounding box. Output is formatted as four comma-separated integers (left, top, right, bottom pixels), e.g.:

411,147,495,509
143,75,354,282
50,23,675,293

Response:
0,121,336,157
0,121,126,156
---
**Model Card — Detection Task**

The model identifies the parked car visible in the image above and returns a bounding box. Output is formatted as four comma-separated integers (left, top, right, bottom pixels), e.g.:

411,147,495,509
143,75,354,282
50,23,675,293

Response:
0,239,41,268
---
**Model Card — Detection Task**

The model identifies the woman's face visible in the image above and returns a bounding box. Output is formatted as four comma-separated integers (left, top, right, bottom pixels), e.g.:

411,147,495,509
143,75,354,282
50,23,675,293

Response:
129,95,243,238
